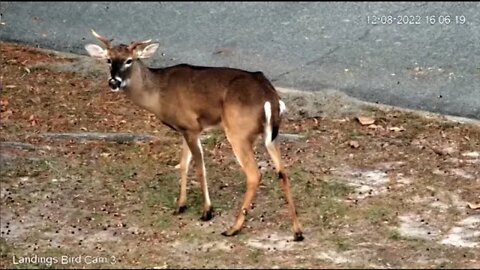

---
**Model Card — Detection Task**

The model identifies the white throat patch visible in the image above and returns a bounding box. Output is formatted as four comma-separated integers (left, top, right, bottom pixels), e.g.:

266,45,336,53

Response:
120,79,129,89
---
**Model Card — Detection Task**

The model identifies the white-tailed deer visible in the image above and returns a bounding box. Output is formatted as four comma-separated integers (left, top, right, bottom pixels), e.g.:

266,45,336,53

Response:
84,30,304,241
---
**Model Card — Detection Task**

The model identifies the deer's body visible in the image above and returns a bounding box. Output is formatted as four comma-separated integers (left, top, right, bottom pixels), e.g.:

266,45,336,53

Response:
127,63,281,135
85,30,303,241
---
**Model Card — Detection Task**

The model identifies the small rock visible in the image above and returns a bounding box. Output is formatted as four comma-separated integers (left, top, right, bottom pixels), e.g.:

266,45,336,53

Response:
357,116,375,126
368,124,385,131
349,140,360,149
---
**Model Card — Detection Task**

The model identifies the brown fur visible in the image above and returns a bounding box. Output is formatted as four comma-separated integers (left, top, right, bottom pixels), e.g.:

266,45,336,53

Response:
85,32,304,241
125,63,279,133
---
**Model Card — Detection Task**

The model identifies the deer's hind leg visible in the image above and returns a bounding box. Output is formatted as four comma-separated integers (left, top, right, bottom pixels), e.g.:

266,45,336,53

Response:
221,130,261,236
220,104,263,236
265,139,304,241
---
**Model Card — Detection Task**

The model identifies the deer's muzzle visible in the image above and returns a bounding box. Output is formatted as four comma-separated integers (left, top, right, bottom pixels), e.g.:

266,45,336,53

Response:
108,78,121,91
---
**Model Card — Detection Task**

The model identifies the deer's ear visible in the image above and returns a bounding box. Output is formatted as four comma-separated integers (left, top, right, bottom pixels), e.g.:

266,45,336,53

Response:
85,44,108,59
136,43,159,59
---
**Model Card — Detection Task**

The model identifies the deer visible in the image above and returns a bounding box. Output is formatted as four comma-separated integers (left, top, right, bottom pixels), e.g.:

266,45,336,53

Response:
84,29,304,241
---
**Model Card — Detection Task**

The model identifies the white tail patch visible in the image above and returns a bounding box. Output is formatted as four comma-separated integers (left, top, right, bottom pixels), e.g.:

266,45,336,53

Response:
264,101,272,124
264,101,273,146
279,100,287,115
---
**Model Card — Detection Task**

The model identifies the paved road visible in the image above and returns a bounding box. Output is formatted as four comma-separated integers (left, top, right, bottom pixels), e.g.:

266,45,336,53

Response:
1,2,479,119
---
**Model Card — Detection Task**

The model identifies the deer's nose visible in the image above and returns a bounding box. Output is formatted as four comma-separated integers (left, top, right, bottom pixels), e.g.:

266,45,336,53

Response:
108,78,121,89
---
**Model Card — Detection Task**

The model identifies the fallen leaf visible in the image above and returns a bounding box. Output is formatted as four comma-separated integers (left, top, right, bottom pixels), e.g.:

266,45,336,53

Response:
467,202,480,210
123,180,137,191
348,140,360,149
0,99,9,107
30,96,41,104
333,118,349,123
389,126,406,132
28,114,38,126
431,146,455,156
357,116,375,126
3,110,13,117
100,153,111,158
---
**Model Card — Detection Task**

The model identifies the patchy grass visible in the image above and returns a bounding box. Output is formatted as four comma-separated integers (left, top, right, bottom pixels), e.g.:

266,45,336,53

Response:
1,42,480,269
364,205,394,225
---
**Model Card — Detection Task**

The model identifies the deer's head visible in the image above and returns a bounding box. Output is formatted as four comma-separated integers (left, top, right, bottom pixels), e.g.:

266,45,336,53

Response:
84,29,159,92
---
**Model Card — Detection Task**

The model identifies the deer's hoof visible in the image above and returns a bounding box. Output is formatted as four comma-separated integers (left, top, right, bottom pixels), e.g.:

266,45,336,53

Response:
173,205,188,215
200,207,214,221
221,228,240,237
293,232,304,242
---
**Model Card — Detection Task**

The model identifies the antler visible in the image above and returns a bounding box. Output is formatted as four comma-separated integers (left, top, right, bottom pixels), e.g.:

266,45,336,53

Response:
91,29,113,48
128,39,153,51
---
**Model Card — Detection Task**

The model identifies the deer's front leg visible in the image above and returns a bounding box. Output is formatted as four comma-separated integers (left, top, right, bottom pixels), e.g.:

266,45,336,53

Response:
183,132,214,221
174,138,192,215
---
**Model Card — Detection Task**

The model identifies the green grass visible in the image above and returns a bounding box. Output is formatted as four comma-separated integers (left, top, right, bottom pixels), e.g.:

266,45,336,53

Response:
0,158,52,179
103,164,138,182
332,235,352,251
291,174,354,228
148,215,172,230
141,173,178,208
365,205,392,225
319,179,353,198
388,229,402,241
349,130,365,140
248,249,263,264
0,238,13,261
202,130,225,149
313,198,349,229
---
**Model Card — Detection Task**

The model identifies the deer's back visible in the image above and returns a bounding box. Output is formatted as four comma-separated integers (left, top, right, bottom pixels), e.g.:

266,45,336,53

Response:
154,64,280,132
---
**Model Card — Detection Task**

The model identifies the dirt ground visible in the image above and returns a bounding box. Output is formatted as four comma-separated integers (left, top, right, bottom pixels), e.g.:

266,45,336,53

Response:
1,42,479,269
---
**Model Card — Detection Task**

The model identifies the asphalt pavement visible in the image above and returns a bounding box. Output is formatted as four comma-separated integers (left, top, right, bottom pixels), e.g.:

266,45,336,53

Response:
1,2,479,119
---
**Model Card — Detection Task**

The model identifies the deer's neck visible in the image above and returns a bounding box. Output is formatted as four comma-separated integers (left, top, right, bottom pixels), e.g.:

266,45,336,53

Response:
124,62,164,116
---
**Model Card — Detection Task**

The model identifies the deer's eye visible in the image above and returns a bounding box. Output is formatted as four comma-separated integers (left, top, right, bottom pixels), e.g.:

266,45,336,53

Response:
125,58,133,65
106,59,112,64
